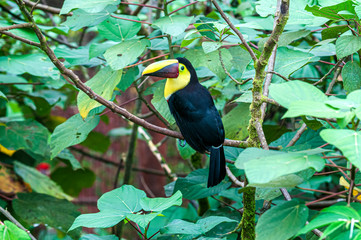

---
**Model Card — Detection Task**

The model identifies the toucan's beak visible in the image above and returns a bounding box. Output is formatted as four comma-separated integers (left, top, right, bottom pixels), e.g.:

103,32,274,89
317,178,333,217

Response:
142,59,179,78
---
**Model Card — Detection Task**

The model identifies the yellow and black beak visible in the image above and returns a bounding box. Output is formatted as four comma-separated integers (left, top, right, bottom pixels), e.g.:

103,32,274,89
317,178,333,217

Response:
142,59,179,78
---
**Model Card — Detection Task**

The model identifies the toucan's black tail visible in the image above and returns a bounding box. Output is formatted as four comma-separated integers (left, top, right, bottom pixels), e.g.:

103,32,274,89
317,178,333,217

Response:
207,145,226,188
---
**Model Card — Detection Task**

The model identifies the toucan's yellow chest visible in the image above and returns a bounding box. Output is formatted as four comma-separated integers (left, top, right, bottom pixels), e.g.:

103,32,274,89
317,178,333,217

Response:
164,64,191,99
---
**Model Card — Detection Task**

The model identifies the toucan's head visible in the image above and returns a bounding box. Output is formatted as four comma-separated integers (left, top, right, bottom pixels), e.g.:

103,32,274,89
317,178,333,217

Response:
142,57,197,99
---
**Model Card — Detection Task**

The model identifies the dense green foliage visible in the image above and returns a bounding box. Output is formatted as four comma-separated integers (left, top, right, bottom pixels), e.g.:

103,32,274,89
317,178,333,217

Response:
2,0,361,239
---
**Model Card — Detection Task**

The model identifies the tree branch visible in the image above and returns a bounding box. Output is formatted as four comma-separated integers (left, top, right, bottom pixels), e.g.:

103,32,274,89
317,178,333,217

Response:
23,0,71,16
211,0,257,63
0,23,32,31
286,123,307,147
0,206,37,240
0,30,41,47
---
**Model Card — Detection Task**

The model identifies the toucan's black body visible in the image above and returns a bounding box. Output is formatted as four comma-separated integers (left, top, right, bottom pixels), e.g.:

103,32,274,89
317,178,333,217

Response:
143,57,226,187
169,58,226,187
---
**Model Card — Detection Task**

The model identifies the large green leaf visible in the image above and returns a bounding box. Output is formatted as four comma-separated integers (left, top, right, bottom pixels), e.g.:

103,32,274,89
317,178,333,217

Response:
153,16,194,36
283,100,348,119
0,120,50,157
98,185,146,212
269,80,327,108
320,129,361,169
341,61,361,93
80,235,118,240
77,66,122,119
336,35,361,58
256,200,308,240
140,191,182,212
160,216,237,236
62,5,116,31
12,192,80,237
98,15,141,41
165,169,231,200
241,149,325,184
60,0,120,14
305,1,355,20
0,54,59,79
150,80,175,125
54,47,103,67
51,166,96,197
273,47,320,82
104,39,150,70
222,103,250,140
14,161,72,200
0,221,30,240
69,210,125,230
118,67,139,92
185,48,232,80
50,113,100,159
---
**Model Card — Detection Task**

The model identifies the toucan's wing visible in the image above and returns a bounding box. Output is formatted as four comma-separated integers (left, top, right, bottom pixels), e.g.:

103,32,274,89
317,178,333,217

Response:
168,84,224,153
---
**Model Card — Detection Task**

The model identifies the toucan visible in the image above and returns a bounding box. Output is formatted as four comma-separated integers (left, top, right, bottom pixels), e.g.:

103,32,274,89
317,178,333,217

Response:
142,57,226,187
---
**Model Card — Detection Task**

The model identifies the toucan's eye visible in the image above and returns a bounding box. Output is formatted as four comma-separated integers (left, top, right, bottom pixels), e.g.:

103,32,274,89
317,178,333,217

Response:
180,66,185,71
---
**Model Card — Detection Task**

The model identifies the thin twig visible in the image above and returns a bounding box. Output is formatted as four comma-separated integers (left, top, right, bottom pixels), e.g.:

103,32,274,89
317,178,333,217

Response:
111,15,152,25
255,121,269,150
313,58,345,86
266,71,290,81
23,0,71,15
0,206,37,240
226,166,244,187
169,1,198,15
0,23,32,31
286,123,307,147
218,49,243,85
0,31,40,47
326,62,343,94
120,1,163,10
211,0,257,62
348,166,356,205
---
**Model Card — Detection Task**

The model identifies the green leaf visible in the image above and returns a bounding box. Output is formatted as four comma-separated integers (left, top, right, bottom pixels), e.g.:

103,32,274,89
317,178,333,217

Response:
126,213,160,229
305,1,355,20
150,80,176,125
177,140,196,159
273,48,320,82
222,103,250,140
0,120,50,157
54,47,103,67
0,54,59,79
60,0,120,14
0,90,7,102
336,35,361,58
161,216,236,235
69,210,125,230
62,5,116,31
56,149,82,170
322,205,360,219
283,100,348,119
51,166,96,197
278,30,311,46
342,61,361,93
185,48,232,80
98,15,141,41
118,67,139,92
269,80,327,108
77,66,122,119
202,42,222,54
243,150,325,185
320,129,361,169
12,192,80,237
166,169,231,200
81,131,111,153
0,221,31,240
98,185,146,212
104,39,150,70
161,219,201,235
297,212,346,235
89,42,117,59
14,161,72,200
322,25,349,40
229,47,252,75
80,234,118,240
256,200,308,240
50,113,100,159
140,191,182,212
153,15,194,36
